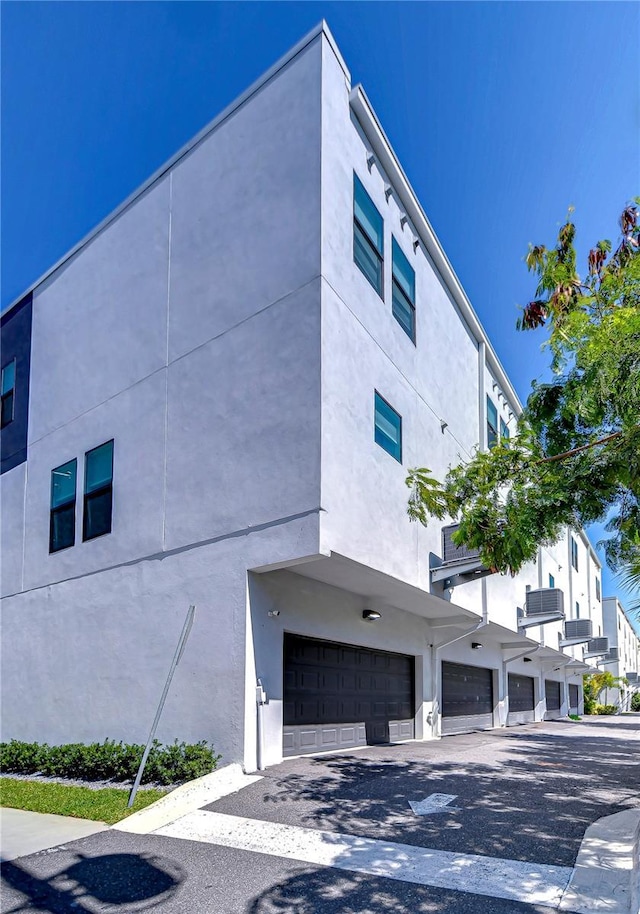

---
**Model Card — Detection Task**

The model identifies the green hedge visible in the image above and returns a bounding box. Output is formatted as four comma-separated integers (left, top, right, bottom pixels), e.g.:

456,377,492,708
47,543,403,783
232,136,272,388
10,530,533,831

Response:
594,704,617,715
0,739,220,786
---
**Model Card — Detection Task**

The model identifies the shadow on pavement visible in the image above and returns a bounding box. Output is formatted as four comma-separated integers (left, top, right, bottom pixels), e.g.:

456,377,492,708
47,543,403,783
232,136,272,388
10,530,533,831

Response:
1,851,184,913
246,865,557,914
229,725,640,867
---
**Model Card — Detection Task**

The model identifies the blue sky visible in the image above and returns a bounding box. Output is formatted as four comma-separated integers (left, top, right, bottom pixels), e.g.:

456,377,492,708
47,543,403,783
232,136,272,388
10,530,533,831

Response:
2,2,638,623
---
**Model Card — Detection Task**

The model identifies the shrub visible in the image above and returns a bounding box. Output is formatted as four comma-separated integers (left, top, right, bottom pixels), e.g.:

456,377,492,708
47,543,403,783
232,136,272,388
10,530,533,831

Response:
0,739,220,785
568,714,581,721
594,704,617,715
631,693,640,712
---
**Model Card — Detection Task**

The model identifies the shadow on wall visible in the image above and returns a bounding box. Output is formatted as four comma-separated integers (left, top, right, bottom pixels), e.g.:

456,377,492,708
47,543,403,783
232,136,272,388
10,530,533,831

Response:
0,851,184,913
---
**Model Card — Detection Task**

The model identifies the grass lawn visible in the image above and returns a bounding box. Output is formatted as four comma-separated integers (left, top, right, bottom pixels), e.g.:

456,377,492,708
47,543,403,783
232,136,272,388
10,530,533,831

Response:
0,778,167,825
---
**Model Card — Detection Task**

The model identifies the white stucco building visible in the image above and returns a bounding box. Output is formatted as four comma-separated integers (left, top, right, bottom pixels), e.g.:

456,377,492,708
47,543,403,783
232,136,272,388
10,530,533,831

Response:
601,597,640,710
1,23,612,771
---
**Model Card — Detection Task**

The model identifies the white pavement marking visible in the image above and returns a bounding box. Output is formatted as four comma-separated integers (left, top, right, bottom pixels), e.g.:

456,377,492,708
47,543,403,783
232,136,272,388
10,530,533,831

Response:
156,810,573,906
409,793,460,815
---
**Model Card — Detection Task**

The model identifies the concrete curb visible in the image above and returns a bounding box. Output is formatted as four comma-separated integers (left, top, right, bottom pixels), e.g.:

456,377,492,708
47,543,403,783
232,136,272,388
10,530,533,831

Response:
559,809,640,914
111,764,262,835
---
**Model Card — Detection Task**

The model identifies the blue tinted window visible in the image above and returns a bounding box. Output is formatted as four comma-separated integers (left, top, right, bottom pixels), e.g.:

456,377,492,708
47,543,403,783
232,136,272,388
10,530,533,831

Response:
500,417,510,446
1,359,16,428
354,174,383,296
549,573,555,589
487,396,498,449
83,440,114,541
392,238,415,341
50,459,76,553
374,392,402,462
1,360,15,395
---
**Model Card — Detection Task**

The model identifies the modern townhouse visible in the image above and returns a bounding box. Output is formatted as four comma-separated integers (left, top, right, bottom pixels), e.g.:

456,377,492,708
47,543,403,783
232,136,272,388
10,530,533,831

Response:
1,23,611,772
601,597,640,710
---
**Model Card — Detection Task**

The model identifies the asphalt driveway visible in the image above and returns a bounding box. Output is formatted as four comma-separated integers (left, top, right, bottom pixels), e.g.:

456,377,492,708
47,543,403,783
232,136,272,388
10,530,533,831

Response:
205,716,640,868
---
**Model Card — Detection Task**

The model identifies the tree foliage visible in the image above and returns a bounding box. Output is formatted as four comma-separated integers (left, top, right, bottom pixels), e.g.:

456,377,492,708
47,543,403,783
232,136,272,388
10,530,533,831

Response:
407,202,640,585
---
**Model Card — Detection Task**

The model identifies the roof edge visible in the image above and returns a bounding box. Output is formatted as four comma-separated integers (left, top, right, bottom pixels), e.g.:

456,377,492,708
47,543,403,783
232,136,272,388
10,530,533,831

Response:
3,20,338,316
349,83,521,414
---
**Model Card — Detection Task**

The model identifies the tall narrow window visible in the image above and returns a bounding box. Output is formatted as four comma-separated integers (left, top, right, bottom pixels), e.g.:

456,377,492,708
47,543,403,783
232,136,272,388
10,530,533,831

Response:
500,417,510,445
570,536,578,571
487,396,498,449
595,577,601,601
50,459,77,553
549,573,555,589
575,601,580,619
83,440,114,541
1,359,16,428
374,392,402,462
391,238,415,341
353,174,383,297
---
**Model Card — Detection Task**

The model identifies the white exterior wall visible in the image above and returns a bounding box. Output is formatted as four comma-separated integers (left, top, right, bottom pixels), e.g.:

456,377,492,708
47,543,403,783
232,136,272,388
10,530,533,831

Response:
1,36,325,766
602,597,640,710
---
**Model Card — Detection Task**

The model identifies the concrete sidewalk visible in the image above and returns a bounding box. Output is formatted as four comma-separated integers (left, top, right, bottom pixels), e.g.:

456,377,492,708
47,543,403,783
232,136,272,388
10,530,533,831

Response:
0,808,108,861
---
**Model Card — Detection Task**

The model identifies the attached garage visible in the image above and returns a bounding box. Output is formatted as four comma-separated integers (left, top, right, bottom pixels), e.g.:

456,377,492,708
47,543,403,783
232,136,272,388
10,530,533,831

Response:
569,683,580,715
544,679,563,719
282,633,415,757
441,661,494,735
508,673,535,724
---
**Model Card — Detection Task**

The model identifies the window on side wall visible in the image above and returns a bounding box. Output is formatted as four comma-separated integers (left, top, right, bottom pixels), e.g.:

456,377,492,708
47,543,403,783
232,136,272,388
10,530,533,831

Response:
570,536,578,571
487,396,498,449
575,601,580,618
391,238,415,342
549,573,555,588
1,359,16,429
500,417,510,446
83,440,114,542
353,174,384,297
374,392,402,463
50,459,77,553
595,577,601,601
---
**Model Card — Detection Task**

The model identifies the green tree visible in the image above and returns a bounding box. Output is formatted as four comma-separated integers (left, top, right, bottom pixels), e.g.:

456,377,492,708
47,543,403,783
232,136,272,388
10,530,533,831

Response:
583,671,628,714
407,202,640,601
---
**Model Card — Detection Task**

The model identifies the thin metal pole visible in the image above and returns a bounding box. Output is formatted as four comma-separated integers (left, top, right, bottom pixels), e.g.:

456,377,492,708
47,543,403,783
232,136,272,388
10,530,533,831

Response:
128,605,196,808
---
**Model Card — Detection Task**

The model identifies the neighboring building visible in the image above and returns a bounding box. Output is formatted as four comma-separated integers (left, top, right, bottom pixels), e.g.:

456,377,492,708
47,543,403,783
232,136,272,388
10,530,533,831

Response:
601,597,640,710
0,23,610,770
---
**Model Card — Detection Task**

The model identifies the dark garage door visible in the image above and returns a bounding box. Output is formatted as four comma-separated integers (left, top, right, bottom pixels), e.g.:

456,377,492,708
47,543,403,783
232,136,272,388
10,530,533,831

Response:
441,661,494,735
544,679,562,719
508,673,535,724
283,634,415,757
569,683,579,714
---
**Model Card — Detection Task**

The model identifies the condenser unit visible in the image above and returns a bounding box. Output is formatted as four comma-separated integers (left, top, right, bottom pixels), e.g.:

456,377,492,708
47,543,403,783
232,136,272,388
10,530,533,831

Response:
601,646,619,663
564,619,593,640
585,637,609,655
441,524,481,565
626,671,638,683
525,588,564,617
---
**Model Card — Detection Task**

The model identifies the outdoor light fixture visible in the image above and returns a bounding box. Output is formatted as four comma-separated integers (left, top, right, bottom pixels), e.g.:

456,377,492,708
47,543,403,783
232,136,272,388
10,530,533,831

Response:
367,153,375,171
362,609,382,622
440,419,448,433
267,610,280,618
471,642,483,650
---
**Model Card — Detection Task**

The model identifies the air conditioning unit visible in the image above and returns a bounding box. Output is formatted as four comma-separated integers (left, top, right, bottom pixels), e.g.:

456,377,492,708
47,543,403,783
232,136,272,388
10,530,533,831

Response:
441,524,481,565
525,588,564,617
602,646,619,663
625,671,638,683
564,619,593,640
586,637,609,654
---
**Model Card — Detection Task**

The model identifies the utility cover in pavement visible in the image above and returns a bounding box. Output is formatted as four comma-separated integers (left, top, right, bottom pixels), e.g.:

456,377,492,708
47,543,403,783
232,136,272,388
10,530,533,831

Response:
409,793,459,815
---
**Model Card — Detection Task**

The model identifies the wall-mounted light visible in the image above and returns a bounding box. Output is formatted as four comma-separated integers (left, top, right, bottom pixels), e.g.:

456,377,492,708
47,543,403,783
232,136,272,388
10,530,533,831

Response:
471,642,483,650
363,609,382,622
367,153,375,172
413,239,420,253
440,419,448,434
400,215,409,229
268,610,280,618
385,186,393,202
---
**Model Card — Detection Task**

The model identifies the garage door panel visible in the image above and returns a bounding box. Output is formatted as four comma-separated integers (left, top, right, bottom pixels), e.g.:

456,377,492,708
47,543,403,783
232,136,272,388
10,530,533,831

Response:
442,661,494,734
544,679,562,719
283,634,415,756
